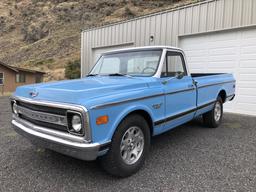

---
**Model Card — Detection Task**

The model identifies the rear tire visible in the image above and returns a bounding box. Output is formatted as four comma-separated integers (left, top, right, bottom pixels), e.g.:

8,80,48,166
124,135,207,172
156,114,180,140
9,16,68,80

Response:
100,114,150,177
203,96,223,128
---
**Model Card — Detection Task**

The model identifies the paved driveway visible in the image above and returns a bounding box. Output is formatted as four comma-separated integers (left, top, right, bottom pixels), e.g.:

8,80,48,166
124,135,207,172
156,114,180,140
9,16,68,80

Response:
0,96,255,192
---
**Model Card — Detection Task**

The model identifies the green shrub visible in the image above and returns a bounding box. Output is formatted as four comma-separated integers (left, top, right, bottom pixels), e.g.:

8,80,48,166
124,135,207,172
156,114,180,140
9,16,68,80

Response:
65,59,81,79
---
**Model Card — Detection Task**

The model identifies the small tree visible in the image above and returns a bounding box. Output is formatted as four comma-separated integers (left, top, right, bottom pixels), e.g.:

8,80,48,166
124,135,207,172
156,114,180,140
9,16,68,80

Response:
65,59,81,79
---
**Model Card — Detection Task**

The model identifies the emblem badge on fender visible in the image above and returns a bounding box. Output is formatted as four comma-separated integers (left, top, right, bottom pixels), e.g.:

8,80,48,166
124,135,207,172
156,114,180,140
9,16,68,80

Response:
152,103,162,109
29,90,39,98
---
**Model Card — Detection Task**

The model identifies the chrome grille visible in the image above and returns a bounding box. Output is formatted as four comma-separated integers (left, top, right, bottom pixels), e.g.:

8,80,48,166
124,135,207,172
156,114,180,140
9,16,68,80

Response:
17,105,67,126
18,101,66,115
10,96,91,141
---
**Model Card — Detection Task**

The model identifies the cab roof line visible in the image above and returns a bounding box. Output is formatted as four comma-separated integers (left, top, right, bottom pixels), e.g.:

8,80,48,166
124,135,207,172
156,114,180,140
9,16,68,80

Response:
102,46,182,55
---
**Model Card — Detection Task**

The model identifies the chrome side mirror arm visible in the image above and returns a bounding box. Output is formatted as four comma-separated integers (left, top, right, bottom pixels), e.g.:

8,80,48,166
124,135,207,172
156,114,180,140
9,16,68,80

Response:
161,76,178,85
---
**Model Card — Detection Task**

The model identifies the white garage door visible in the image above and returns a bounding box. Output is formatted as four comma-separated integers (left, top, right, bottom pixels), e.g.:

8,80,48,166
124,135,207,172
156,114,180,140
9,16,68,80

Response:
180,28,256,116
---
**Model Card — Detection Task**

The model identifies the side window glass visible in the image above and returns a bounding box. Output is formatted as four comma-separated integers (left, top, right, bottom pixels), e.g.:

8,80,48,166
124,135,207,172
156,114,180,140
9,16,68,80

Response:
161,52,186,77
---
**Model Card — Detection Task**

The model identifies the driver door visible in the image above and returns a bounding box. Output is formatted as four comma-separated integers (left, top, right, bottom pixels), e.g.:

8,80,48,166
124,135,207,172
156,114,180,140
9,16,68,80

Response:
161,51,197,132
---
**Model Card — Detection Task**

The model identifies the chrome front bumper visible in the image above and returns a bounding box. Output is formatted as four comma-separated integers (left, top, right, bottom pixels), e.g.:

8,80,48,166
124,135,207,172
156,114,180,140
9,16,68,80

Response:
12,116,107,161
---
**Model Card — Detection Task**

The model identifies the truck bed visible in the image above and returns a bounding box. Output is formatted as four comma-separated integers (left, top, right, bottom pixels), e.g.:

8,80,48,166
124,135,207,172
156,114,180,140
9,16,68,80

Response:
190,72,235,109
191,73,234,87
191,73,225,77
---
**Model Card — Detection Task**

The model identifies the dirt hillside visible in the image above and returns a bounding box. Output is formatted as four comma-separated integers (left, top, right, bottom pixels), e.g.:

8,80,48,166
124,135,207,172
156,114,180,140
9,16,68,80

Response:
0,0,199,81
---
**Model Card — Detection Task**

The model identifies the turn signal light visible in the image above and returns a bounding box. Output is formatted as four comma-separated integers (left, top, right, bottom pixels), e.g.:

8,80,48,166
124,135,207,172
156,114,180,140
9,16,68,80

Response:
96,115,109,125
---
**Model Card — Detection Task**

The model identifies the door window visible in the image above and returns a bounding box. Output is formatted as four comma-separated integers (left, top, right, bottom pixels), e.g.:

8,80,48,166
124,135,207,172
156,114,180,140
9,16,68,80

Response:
161,52,187,77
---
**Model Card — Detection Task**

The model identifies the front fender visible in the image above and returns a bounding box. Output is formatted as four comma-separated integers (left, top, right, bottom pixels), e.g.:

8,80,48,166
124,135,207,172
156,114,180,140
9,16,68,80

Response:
89,100,164,144
108,104,155,139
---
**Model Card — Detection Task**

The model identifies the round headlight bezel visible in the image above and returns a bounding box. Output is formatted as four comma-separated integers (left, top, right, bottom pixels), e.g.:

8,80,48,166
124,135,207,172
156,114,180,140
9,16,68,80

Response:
67,111,84,136
12,101,18,115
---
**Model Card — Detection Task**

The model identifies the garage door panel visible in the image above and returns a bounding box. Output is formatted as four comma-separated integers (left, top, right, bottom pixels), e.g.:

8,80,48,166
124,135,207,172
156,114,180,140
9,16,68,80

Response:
239,60,256,68
238,88,256,96
237,95,256,103
239,82,256,88
239,74,256,81
208,31,238,41
236,103,256,113
223,101,235,111
236,109,256,116
188,57,208,63
241,39,256,47
209,41,238,49
209,55,237,62
188,65,206,70
207,69,235,73
239,68,256,73
182,35,208,43
208,61,236,68
182,44,209,50
185,50,208,57
240,54,256,60
180,28,256,115
241,47,256,55
241,35,256,42
242,29,256,38
189,69,205,73
209,47,237,55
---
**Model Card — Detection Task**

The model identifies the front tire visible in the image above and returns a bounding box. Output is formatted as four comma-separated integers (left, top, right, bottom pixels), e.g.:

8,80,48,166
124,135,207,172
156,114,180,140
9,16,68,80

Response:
203,96,223,128
100,114,150,177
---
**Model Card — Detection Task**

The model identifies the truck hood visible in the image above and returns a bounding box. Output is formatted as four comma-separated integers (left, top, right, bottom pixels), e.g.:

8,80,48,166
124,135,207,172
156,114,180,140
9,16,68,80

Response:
14,76,153,107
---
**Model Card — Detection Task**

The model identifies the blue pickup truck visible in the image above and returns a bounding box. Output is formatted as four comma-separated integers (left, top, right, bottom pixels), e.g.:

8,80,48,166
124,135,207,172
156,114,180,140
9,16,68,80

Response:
10,46,235,177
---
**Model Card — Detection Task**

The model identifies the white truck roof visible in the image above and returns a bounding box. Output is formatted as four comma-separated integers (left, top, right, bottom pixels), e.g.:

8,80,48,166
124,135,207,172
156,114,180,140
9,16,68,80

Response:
103,46,183,55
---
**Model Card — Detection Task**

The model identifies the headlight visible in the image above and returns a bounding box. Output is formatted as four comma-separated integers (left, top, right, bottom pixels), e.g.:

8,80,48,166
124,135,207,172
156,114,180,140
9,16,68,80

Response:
71,115,82,132
67,111,84,136
12,102,18,115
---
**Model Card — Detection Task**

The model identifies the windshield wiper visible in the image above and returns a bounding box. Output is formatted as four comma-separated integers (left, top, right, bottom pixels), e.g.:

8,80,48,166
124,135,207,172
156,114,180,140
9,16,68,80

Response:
108,73,132,77
86,74,98,77
87,73,132,77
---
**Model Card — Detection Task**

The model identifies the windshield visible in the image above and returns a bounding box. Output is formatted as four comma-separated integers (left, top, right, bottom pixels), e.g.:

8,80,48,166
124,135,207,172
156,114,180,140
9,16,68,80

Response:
89,50,162,77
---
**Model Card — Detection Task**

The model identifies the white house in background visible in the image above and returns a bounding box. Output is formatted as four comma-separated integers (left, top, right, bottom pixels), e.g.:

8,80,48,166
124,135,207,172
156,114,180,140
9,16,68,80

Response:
81,0,256,116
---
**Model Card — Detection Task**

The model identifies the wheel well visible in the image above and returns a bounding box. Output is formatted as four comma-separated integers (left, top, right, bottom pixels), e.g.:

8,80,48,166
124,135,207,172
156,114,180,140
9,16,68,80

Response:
125,110,153,136
219,90,226,103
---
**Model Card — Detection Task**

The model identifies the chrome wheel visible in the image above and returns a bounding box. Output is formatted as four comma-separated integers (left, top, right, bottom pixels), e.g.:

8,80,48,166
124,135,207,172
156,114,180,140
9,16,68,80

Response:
120,126,144,165
214,102,222,122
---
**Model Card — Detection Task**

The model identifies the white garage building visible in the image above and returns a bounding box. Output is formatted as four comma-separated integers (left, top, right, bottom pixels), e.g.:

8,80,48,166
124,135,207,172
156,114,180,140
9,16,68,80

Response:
81,0,256,116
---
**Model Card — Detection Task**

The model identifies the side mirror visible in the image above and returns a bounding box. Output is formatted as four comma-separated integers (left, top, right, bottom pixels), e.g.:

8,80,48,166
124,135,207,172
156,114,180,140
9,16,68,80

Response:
175,72,184,79
161,72,184,85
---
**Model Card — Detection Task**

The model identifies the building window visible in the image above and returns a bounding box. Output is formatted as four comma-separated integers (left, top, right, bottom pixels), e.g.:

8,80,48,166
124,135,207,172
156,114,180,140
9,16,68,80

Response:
16,73,26,83
35,74,42,83
0,72,3,85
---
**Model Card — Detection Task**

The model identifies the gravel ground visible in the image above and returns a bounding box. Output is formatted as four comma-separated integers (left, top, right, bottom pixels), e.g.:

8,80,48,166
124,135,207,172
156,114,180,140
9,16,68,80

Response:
0,96,255,192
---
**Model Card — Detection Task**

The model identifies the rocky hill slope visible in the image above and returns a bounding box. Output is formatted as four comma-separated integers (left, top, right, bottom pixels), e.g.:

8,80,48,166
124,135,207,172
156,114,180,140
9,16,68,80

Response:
0,0,198,81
